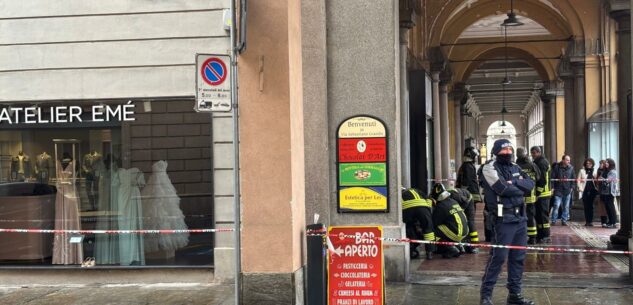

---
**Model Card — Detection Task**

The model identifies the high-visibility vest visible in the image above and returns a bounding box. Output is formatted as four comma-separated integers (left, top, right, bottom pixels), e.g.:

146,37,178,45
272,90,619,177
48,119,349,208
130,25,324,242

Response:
537,166,552,198
402,189,433,210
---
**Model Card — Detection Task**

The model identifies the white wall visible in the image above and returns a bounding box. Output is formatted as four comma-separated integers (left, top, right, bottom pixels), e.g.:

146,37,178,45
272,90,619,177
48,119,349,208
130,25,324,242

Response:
0,0,231,101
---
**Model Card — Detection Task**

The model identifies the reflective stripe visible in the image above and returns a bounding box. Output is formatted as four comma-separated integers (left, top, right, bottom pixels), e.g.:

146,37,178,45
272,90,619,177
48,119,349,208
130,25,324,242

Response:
538,167,552,198
423,232,436,241
471,237,479,242
542,223,551,229
402,198,432,209
527,226,537,236
471,194,482,202
469,231,478,237
438,224,460,242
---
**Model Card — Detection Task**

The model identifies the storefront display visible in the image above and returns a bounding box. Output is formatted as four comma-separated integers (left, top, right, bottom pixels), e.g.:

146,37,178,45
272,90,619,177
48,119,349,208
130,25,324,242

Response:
0,100,214,267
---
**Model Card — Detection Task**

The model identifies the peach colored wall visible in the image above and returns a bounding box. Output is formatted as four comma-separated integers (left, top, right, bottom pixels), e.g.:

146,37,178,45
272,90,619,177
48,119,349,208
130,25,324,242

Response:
556,96,565,158
448,99,455,161
287,0,306,271
239,0,295,273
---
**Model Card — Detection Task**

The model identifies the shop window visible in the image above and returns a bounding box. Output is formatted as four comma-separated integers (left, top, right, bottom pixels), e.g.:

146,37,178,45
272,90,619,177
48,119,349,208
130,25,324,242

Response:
0,100,214,267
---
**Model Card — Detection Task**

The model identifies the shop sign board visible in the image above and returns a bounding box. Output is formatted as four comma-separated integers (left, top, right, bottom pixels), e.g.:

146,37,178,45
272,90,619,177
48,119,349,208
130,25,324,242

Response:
338,138,386,163
338,187,387,211
195,54,231,112
337,116,388,213
327,226,384,305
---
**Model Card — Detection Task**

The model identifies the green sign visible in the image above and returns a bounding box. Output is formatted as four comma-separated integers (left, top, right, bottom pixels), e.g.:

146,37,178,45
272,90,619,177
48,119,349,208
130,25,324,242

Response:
339,163,387,186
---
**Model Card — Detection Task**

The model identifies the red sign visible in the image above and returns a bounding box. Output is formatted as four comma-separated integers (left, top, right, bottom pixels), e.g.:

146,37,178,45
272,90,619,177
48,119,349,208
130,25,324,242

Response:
328,226,384,305
338,138,386,163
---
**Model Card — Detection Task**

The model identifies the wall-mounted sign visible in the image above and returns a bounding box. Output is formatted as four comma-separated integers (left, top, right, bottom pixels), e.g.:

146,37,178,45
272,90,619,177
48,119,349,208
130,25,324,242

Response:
195,54,232,112
338,138,386,163
337,116,388,213
328,226,384,305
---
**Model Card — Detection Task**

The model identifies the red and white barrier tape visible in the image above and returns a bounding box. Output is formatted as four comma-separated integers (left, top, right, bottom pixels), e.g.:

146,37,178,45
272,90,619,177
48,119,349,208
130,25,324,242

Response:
0,228,233,234
306,231,633,255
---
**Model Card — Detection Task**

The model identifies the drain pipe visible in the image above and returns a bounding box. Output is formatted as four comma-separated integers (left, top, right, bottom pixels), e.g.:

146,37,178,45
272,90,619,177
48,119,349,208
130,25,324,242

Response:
230,0,242,303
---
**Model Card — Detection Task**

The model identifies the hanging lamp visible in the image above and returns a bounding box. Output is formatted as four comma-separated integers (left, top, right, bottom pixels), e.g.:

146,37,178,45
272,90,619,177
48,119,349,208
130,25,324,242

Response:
502,0,523,27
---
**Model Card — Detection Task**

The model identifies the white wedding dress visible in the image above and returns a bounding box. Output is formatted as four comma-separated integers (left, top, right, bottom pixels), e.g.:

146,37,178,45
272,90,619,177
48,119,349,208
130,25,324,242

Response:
114,167,145,265
142,160,189,252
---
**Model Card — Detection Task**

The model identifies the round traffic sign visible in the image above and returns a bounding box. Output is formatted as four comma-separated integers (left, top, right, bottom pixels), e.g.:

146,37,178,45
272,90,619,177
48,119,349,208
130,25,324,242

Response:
200,57,228,86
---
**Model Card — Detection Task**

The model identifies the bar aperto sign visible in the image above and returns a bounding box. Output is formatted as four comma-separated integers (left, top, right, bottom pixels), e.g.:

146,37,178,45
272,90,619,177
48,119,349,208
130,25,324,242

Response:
0,102,136,124
336,115,389,213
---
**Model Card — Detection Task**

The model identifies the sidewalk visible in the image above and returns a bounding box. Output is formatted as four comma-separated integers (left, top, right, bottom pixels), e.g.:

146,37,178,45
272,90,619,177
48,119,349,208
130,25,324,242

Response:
1,279,632,305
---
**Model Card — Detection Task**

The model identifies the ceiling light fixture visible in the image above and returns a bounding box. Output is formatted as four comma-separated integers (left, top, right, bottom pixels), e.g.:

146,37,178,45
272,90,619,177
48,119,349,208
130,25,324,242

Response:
502,0,523,27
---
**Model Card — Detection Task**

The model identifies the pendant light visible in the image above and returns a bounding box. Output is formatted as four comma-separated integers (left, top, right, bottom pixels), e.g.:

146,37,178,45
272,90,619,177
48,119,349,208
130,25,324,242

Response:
502,0,523,27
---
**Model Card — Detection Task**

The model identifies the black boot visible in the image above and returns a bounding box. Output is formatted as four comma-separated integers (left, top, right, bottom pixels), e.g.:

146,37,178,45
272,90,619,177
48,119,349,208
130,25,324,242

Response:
441,246,461,258
507,293,535,305
527,237,536,245
480,296,494,305
410,249,419,259
465,246,480,254
426,251,433,260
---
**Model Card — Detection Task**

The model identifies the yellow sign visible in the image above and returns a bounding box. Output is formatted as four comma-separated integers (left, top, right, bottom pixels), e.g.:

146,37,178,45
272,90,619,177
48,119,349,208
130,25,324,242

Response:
338,116,386,138
339,187,388,211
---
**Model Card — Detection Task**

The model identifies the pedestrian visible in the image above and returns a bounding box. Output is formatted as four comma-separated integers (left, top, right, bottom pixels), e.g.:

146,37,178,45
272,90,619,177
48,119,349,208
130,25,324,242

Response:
596,160,609,226
550,155,575,226
479,139,535,305
599,158,619,228
530,146,552,243
429,183,469,259
577,158,598,226
515,147,541,244
456,146,482,248
401,187,435,259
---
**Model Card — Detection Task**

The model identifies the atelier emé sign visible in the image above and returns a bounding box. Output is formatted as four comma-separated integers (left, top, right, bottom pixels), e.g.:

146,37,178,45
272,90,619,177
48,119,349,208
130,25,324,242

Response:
337,116,388,213
0,101,136,124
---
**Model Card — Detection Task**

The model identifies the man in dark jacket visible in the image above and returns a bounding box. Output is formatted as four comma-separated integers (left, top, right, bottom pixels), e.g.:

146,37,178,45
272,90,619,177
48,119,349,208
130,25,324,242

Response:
401,188,435,259
515,147,541,245
457,147,482,203
550,155,576,226
530,146,552,243
480,139,535,305
430,183,469,259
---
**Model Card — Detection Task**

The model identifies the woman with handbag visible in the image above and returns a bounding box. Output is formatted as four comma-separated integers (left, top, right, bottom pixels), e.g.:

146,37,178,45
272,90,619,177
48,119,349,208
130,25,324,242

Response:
599,158,620,228
577,158,598,226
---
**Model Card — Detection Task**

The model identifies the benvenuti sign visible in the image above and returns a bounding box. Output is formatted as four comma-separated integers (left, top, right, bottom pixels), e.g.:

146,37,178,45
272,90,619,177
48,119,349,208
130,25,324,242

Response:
336,116,388,213
0,102,136,125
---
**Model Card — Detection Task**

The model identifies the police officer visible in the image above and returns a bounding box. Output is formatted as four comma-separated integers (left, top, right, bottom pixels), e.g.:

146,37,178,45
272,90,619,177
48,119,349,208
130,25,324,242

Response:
530,146,552,243
430,183,469,259
515,147,541,245
480,139,535,305
402,187,435,260
447,186,479,253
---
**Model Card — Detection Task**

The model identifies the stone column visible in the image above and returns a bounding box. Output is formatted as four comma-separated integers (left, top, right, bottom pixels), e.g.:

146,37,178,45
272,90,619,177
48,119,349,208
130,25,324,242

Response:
572,62,588,170
561,74,574,159
454,101,463,167
439,81,451,183
541,92,557,162
612,8,632,248
432,71,442,180
399,27,411,188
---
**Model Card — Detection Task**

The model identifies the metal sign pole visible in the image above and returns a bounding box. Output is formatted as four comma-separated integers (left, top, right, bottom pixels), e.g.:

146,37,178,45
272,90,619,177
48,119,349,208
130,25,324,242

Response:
230,0,242,303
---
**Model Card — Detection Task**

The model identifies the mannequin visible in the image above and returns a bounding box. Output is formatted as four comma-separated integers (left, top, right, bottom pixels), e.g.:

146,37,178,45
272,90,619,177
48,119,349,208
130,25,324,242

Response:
34,152,52,184
10,151,31,182
82,150,102,211
53,151,83,264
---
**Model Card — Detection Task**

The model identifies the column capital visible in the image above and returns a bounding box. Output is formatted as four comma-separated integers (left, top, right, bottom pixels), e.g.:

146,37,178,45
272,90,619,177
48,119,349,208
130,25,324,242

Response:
451,82,469,103
399,0,421,29
608,0,630,20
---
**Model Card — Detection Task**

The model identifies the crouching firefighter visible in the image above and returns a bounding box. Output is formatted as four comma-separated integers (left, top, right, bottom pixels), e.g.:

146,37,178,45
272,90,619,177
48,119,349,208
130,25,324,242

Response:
401,187,435,260
447,186,480,253
430,183,469,259
480,139,535,305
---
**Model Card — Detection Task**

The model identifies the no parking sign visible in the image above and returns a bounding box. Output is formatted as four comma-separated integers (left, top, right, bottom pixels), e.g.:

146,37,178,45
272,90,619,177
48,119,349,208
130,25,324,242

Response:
195,54,232,112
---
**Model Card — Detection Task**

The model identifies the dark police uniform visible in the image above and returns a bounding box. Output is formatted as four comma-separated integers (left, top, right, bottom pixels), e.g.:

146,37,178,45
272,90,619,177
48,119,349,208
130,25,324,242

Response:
402,188,435,259
480,140,535,305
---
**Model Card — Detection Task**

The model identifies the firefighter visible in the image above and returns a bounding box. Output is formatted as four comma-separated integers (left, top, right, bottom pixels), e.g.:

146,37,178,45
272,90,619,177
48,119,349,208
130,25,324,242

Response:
457,146,482,204
515,147,541,245
479,139,535,305
447,186,479,254
530,146,552,244
401,187,435,260
430,183,469,259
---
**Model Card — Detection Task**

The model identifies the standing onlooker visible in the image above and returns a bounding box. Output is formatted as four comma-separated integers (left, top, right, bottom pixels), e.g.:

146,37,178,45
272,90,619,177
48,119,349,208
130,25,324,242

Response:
596,160,609,226
550,155,575,226
577,158,598,226
599,158,620,228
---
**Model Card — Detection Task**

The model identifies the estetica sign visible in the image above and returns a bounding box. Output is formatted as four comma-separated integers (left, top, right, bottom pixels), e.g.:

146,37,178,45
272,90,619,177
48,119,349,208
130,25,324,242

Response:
0,101,136,124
